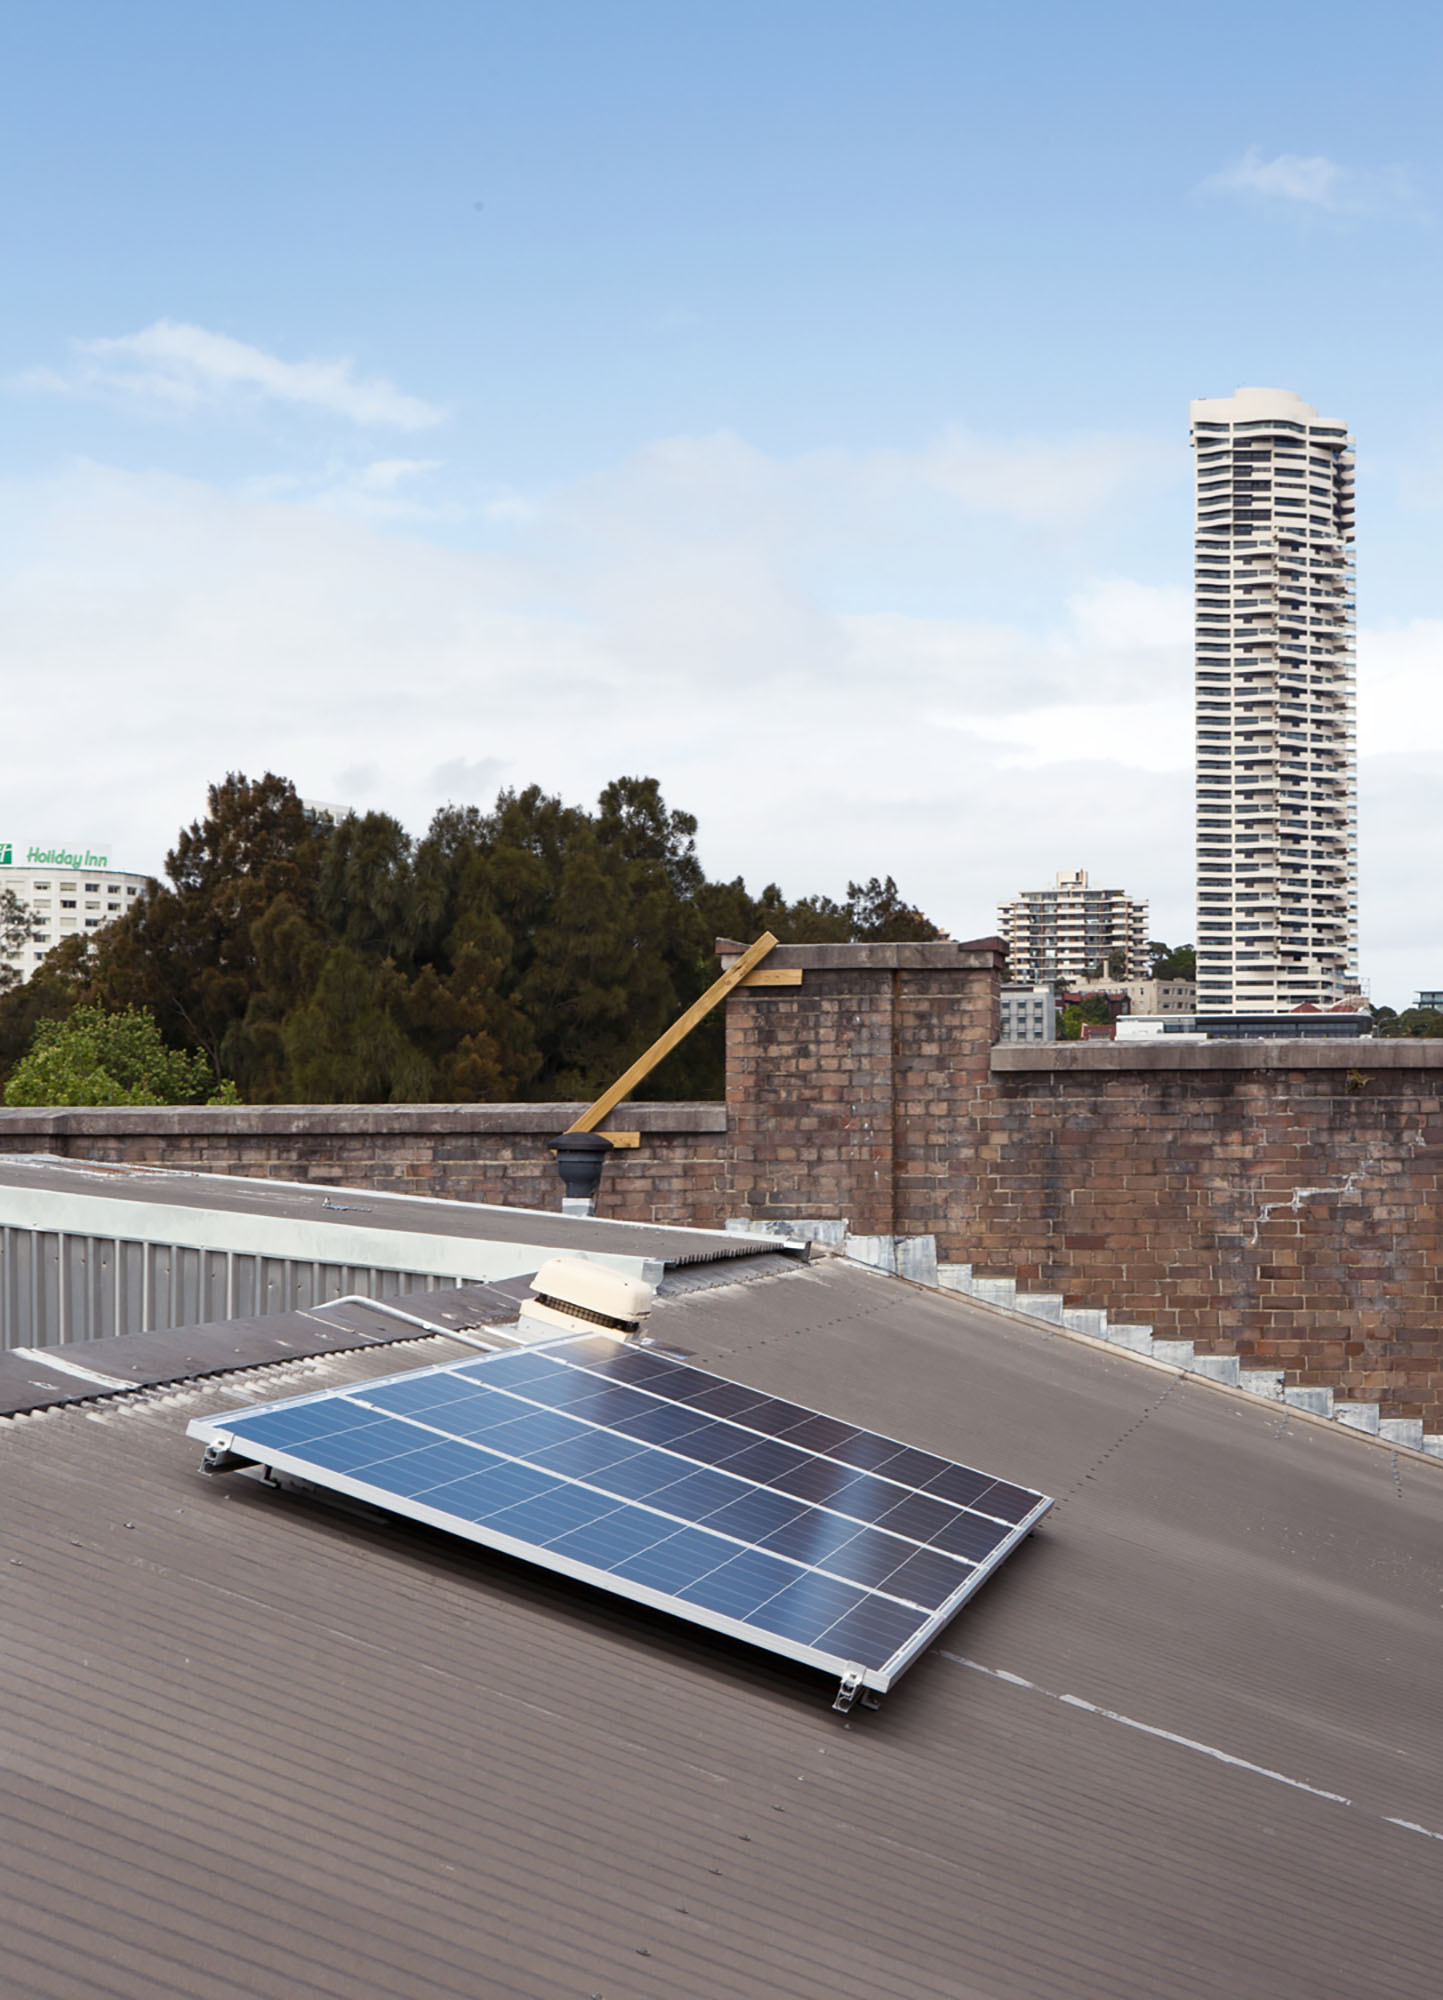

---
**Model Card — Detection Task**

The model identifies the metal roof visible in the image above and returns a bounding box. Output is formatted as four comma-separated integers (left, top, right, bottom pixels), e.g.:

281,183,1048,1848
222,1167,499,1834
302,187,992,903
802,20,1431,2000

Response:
3,1256,1440,1999
0,1151,774,1265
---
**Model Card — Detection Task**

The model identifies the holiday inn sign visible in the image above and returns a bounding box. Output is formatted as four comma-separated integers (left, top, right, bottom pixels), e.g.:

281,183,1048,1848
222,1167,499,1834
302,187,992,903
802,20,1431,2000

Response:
0,842,112,869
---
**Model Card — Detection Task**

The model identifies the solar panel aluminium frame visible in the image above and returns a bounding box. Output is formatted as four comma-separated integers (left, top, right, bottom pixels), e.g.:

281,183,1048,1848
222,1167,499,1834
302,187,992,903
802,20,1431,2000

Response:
186,1336,1053,1699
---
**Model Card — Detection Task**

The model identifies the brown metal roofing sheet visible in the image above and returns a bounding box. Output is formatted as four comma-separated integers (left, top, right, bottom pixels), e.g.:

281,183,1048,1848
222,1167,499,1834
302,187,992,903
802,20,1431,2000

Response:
1,1260,1439,1999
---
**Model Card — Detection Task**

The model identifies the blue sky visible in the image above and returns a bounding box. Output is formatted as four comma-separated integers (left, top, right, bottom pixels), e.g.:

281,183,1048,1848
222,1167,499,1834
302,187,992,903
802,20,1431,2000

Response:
2,1,1440,1001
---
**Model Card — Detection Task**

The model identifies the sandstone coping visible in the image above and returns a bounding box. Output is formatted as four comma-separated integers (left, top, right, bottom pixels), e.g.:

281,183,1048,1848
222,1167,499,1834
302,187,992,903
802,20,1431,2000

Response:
0,1100,728,1140
992,1040,1443,1073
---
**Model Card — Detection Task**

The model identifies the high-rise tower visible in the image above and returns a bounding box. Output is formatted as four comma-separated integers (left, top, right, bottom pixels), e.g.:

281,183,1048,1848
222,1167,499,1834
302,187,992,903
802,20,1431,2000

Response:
1189,388,1358,1014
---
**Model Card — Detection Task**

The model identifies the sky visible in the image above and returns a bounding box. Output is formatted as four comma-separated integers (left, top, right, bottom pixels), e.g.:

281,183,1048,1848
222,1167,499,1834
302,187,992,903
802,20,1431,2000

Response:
2,0,1440,1005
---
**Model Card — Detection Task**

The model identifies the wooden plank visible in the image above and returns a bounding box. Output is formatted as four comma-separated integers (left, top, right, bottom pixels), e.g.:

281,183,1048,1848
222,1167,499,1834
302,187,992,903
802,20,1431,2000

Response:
737,968,803,987
567,932,778,1134
598,1131,640,1149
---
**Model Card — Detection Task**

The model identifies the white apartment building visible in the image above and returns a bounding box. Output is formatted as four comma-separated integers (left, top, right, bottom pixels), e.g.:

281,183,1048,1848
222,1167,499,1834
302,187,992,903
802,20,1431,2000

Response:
0,838,149,983
999,983,1057,1043
997,869,1149,986
1190,388,1358,1013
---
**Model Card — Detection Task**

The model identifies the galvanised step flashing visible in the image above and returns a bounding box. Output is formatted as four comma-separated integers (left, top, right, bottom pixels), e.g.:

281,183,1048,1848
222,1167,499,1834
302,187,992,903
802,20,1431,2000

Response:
930,1255,1442,1462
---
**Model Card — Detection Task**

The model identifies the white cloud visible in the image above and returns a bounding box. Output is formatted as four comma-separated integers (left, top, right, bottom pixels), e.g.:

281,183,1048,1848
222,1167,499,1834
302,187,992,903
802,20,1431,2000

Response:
8,320,445,429
1201,148,1420,218
0,430,1434,1004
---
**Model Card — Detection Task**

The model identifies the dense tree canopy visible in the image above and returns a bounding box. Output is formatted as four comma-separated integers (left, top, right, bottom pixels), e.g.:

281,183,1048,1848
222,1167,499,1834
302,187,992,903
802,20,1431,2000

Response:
0,772,945,1104
3,1005,239,1106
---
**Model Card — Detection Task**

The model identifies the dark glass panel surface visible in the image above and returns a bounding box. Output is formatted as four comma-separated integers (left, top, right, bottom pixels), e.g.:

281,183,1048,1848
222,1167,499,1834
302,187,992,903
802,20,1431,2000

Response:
759,1507,861,1565
923,1463,996,1508
610,1403,714,1447
781,1414,861,1455
465,1408,589,1458
681,1380,773,1420
611,1526,732,1594
732,1396,816,1440
825,1430,908,1473
427,1459,562,1515
524,1429,650,1481
636,1364,720,1403
699,1487,810,1543
454,1350,562,1390
655,1422,755,1469
584,1450,691,1503
929,1512,1011,1563
223,1399,381,1450
644,1465,748,1524
816,1597,929,1671
676,1548,799,1621
283,1420,422,1474
723,1438,813,1484
878,1547,970,1611
484,1484,622,1547
874,1492,958,1544
876,1446,953,1489
571,1347,677,1387
744,1570,866,1646
814,1526,916,1592
547,1508,676,1570
767,1457,873,1507
972,1480,1041,1525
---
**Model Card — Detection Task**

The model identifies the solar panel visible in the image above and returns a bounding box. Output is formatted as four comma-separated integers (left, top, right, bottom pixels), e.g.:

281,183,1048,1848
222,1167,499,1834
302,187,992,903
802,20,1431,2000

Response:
186,1334,1052,1709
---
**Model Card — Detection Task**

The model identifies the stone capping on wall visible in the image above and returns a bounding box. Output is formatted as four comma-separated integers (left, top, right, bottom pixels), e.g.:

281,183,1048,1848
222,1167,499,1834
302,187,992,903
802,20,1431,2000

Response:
718,936,1008,972
0,1101,728,1140
992,1039,1443,1072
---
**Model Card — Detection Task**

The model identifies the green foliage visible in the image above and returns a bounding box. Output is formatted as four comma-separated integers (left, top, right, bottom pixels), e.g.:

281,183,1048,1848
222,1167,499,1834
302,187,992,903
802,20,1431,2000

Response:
0,886,43,995
1059,995,1115,1042
0,769,948,1104
1373,1005,1443,1039
4,1005,239,1106
1148,940,1197,981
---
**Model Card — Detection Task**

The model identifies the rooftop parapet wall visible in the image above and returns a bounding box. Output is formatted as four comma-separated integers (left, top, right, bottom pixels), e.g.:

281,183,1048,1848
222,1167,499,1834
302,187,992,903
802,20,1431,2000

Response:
1,948,1439,1427
0,1102,729,1231
981,1037,1443,1428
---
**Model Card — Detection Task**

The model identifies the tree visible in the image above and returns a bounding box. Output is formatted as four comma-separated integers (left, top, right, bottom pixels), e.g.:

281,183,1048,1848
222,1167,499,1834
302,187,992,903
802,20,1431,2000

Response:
1148,941,1196,981
9,766,951,1105
4,1005,240,1106
1373,1005,1443,1039
0,887,43,995
90,771,324,1092
1059,995,1114,1042
844,876,945,943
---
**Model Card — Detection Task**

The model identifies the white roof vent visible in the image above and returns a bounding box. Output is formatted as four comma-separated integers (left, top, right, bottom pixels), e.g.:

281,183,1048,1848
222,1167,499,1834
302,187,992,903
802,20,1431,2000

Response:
516,1257,656,1343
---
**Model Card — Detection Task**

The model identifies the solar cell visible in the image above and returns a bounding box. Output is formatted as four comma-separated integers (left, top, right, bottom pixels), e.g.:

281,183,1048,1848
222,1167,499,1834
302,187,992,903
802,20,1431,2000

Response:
187,1333,1051,1708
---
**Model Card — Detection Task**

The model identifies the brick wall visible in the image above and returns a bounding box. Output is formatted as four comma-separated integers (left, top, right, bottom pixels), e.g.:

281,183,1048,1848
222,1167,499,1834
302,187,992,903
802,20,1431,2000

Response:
984,1042,1443,1429
0,1102,729,1228
1,941,1440,1425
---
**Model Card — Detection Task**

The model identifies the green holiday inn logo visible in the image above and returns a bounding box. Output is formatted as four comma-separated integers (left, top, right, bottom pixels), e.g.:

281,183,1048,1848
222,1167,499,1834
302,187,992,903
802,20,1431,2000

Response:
0,843,110,869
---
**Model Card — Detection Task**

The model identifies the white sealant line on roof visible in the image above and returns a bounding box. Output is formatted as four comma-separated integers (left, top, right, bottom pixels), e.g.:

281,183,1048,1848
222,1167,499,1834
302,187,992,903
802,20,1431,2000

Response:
945,1654,1443,1843
10,1347,139,1389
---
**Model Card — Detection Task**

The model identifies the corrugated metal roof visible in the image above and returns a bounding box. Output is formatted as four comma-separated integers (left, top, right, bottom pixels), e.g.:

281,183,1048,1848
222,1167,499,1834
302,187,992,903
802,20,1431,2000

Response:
0,1152,775,1262
3,1259,1439,1999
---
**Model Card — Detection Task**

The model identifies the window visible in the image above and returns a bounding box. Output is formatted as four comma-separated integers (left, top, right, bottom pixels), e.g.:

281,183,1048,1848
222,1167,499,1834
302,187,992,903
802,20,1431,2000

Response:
60,898,76,909
84,882,100,892
126,886,138,896
34,881,49,890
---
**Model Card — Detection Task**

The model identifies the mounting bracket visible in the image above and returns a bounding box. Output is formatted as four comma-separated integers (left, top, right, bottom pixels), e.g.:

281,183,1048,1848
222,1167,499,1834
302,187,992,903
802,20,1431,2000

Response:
833,1666,865,1713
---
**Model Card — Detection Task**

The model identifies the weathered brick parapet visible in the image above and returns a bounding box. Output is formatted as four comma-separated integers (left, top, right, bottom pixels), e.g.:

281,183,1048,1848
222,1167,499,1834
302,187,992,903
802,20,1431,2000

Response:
1,944,1440,1429
982,1038,1443,1426
0,1101,728,1227
724,938,1003,1235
